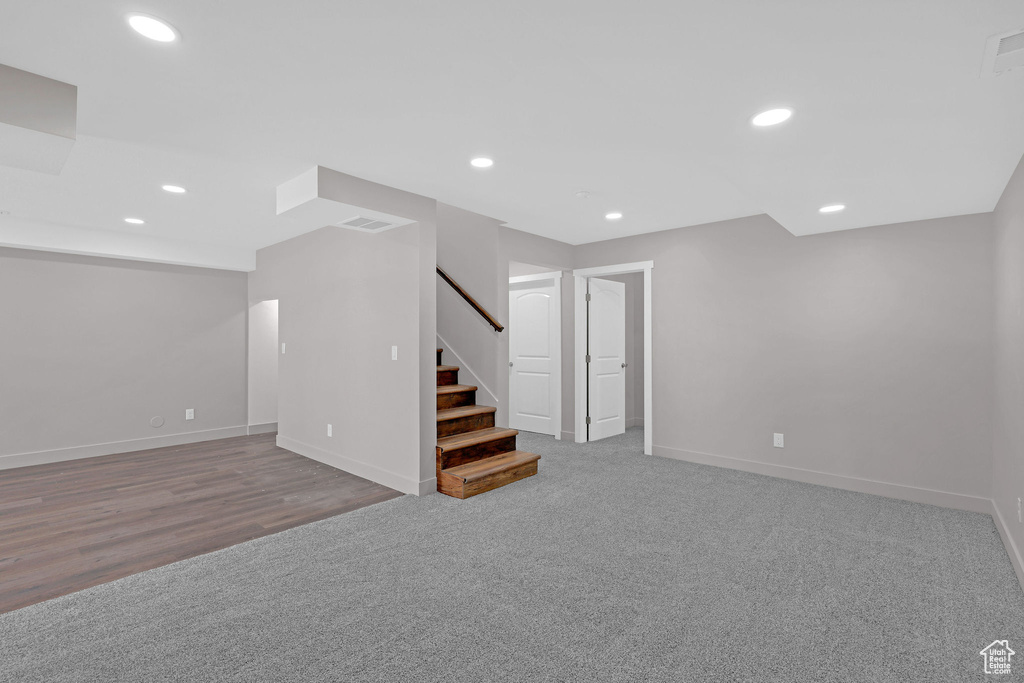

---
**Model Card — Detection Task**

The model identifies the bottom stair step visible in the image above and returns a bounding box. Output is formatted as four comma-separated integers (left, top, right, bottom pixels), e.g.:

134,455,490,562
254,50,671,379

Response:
438,451,540,499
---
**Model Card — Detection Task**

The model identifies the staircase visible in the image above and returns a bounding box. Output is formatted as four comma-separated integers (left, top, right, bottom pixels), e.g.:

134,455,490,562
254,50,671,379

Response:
435,348,540,498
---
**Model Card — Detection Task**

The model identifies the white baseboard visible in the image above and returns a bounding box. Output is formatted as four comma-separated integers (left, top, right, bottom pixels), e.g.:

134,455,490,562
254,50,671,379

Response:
561,430,575,441
247,422,278,435
992,500,1024,593
652,444,992,514
627,418,645,428
276,435,426,496
0,426,250,471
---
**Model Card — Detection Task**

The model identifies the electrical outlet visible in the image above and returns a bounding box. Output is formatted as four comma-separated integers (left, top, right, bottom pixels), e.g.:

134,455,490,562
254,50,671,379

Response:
327,424,332,437
281,342,286,354
185,408,194,421
773,433,784,448
392,345,398,360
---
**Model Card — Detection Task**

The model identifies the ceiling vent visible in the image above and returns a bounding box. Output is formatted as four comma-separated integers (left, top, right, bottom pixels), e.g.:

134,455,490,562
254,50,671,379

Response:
982,28,1024,77
338,216,397,232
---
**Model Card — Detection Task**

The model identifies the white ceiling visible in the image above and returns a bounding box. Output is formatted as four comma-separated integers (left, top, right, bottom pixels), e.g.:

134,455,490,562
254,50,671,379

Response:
1,0,1023,270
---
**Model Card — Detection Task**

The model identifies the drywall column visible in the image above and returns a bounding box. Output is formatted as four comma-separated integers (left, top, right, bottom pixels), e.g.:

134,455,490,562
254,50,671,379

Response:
247,299,279,433
249,170,437,495
992,153,1024,588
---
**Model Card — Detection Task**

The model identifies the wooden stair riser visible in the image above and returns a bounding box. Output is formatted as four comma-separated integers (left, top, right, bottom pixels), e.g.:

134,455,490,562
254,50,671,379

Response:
434,353,539,498
436,434,519,472
437,412,495,437
437,388,477,410
437,460,539,499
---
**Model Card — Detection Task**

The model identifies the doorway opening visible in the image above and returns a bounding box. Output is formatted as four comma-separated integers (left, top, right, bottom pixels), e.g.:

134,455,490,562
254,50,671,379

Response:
507,263,563,439
247,299,279,435
573,261,653,455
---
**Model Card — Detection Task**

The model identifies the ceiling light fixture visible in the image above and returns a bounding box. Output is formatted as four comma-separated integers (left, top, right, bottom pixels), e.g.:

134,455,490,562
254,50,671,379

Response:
470,157,494,168
819,204,846,214
162,184,186,194
127,14,179,43
605,212,623,221
751,108,793,127
124,217,145,225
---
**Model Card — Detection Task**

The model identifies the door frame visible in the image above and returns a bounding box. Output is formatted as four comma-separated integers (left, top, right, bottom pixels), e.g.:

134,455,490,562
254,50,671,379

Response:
508,271,563,439
572,261,654,455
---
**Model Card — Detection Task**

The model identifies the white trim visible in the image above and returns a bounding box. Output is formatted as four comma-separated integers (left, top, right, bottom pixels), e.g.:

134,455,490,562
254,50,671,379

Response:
0,426,250,471
992,500,1024,593
652,443,993,514
276,435,424,496
643,264,653,457
509,271,563,285
436,333,499,407
573,261,654,278
574,275,588,443
508,275,562,439
247,422,278,435
573,262,654,454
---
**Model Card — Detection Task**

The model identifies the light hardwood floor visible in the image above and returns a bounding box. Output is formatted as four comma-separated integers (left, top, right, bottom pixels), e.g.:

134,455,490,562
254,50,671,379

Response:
0,433,402,614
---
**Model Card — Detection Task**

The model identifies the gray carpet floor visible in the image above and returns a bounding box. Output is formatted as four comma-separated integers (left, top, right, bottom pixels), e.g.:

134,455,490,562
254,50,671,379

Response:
2,428,1022,682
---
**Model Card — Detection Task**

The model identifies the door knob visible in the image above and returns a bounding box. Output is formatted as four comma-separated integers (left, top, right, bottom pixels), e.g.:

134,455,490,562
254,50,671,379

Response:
621,363,628,368
509,361,514,367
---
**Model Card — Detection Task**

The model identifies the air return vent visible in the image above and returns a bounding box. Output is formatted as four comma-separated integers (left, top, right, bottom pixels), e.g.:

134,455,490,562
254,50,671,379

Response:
338,216,396,232
982,28,1024,77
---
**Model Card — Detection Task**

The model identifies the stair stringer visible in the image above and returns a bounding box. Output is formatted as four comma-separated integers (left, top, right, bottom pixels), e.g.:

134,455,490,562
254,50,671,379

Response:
436,334,499,408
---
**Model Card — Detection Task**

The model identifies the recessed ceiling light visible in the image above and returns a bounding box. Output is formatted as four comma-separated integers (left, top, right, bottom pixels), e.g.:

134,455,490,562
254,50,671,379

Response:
162,185,186,194
605,212,623,221
470,157,494,168
127,14,178,43
751,108,793,127
819,204,846,214
124,217,145,225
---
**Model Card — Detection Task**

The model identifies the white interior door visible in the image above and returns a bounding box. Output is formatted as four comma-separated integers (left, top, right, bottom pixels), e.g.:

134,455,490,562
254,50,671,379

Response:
509,278,560,436
588,277,626,441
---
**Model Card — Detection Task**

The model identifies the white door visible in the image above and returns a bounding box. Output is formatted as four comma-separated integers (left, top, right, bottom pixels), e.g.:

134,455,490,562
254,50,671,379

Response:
509,278,560,436
588,277,626,441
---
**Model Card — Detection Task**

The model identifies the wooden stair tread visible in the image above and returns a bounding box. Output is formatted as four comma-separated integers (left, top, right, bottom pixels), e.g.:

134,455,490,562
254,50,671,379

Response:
436,384,477,395
437,427,519,453
436,365,460,372
443,451,541,483
437,405,496,422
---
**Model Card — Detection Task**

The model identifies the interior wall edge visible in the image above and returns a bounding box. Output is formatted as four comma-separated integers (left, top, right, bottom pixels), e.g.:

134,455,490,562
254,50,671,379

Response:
276,434,424,496
992,499,1024,593
247,422,278,436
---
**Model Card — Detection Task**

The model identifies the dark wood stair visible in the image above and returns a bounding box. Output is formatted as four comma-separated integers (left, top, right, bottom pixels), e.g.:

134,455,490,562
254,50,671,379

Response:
435,349,540,498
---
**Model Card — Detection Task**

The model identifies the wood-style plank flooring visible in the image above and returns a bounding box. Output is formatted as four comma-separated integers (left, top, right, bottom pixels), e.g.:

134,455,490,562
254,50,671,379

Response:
0,433,403,614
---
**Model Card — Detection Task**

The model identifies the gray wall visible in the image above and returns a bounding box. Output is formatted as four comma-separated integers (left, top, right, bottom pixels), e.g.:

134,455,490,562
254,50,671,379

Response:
574,213,995,505
247,299,279,428
993,153,1024,583
0,247,248,467
248,218,436,496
